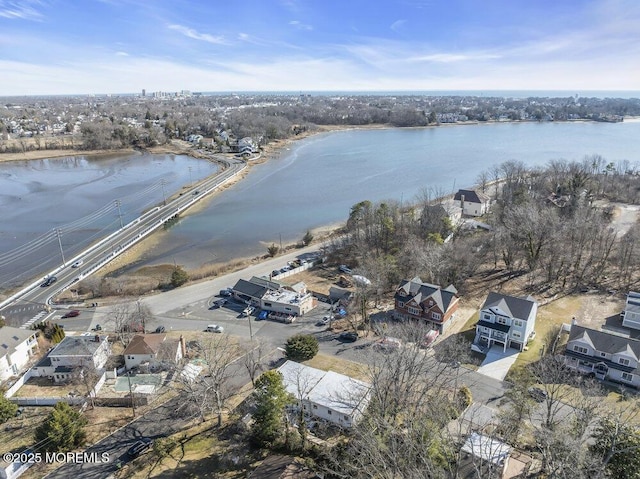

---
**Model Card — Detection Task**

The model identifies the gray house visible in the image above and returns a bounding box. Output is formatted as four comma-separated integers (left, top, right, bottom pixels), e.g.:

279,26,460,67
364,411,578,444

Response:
564,323,640,388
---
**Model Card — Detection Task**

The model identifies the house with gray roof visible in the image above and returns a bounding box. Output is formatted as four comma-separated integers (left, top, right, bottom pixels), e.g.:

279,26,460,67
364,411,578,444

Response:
564,323,640,388
278,360,371,428
454,189,491,217
472,292,537,353
0,327,39,382
393,277,460,333
33,334,110,383
231,276,315,317
621,291,640,330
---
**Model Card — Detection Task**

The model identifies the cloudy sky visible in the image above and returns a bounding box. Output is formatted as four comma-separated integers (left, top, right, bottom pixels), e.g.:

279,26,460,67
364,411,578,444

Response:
0,0,638,95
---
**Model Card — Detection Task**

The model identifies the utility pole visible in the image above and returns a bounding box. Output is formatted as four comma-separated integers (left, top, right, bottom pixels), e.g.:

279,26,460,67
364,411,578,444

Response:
115,200,124,229
56,228,66,266
127,371,136,418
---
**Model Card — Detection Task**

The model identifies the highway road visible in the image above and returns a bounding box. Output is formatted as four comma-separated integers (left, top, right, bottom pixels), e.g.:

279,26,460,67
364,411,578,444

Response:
0,155,246,327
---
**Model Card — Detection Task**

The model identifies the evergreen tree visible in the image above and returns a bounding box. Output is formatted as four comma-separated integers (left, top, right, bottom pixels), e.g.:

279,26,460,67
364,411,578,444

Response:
285,334,319,362
35,402,87,452
0,395,18,424
251,370,291,447
170,266,189,287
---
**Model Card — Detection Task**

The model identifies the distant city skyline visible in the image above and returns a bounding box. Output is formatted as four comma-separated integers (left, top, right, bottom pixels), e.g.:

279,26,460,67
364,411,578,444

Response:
1,0,639,96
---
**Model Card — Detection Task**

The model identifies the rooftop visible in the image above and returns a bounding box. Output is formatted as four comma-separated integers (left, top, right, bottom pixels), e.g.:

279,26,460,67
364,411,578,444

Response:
49,334,106,357
0,327,36,358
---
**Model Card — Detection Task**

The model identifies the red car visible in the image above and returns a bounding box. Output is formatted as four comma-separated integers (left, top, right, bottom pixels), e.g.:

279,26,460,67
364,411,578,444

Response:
61,310,80,318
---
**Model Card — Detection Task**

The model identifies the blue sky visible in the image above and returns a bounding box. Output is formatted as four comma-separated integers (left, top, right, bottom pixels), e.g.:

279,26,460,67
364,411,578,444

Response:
0,0,638,95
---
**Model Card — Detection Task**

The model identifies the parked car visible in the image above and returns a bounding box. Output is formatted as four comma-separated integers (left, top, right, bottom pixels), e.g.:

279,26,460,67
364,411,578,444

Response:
155,326,166,333
93,324,102,331
61,310,80,319
210,299,227,309
71,260,84,268
206,324,224,333
126,438,153,458
338,331,358,342
421,330,439,348
339,265,353,274
40,276,57,287
219,288,232,297
374,337,402,351
241,306,255,317
271,270,280,277
257,310,269,321
528,387,548,402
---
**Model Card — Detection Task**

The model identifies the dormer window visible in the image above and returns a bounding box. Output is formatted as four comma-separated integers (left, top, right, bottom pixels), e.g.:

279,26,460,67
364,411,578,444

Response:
619,358,631,366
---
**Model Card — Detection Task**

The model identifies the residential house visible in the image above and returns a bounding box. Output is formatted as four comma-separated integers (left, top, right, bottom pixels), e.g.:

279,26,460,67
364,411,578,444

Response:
33,334,110,383
564,323,640,388
0,327,39,382
472,292,537,353
393,277,460,333
123,334,184,370
232,276,315,316
278,360,371,428
621,291,640,330
454,189,491,216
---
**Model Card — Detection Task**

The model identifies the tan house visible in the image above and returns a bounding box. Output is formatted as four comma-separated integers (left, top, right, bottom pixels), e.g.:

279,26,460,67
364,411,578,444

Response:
123,334,184,370
393,277,460,333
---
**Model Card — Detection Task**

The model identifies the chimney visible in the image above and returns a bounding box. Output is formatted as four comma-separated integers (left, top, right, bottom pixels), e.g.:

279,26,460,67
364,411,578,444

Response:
460,194,465,211
180,335,187,359
94,335,100,342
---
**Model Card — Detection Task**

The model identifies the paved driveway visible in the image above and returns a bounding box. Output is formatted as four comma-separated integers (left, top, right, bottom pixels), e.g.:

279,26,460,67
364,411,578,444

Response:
476,345,520,381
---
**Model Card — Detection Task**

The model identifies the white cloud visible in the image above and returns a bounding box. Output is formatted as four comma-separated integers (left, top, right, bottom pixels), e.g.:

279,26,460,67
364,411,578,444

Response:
390,19,406,32
0,0,44,20
167,24,228,45
289,20,313,31
115,51,129,56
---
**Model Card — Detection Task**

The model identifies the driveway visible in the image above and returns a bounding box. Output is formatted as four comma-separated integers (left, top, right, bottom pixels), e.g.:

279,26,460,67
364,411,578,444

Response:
476,345,520,381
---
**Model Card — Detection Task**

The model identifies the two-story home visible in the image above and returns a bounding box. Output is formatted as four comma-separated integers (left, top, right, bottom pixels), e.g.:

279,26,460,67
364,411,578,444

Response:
123,334,184,370
393,278,460,333
621,291,640,330
564,323,640,388
454,189,491,217
33,334,110,383
472,292,537,353
0,327,39,382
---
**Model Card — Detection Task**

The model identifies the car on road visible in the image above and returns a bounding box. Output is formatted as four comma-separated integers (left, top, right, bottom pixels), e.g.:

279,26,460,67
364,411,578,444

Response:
316,316,333,326
155,326,166,333
338,331,358,342
206,324,224,333
528,387,548,402
126,438,153,458
61,310,80,319
71,260,84,268
40,276,57,287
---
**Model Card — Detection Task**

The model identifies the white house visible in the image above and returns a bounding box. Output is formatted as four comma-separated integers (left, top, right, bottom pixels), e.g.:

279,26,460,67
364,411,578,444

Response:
277,361,371,428
454,189,491,217
0,327,39,382
458,432,531,479
621,291,640,330
123,334,184,370
564,323,640,388
33,334,110,383
472,292,537,353
232,277,315,317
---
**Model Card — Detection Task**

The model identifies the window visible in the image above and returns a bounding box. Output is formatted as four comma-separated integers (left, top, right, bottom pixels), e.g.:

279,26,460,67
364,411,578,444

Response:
431,312,441,320
264,302,272,307
512,332,521,339
514,320,523,327
573,345,588,354
312,405,317,409
408,306,421,315
285,307,292,311
619,358,631,366
344,415,349,420
327,410,332,415
600,352,607,358
428,300,433,306
622,372,634,382
483,314,491,320
398,301,404,308
496,317,508,325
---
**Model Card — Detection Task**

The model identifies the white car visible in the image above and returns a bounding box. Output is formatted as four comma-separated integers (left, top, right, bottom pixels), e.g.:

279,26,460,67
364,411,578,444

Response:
71,260,84,268
206,324,224,333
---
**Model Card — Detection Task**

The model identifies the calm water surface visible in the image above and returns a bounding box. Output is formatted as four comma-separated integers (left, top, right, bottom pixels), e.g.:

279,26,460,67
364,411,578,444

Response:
138,121,640,270
0,153,216,288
